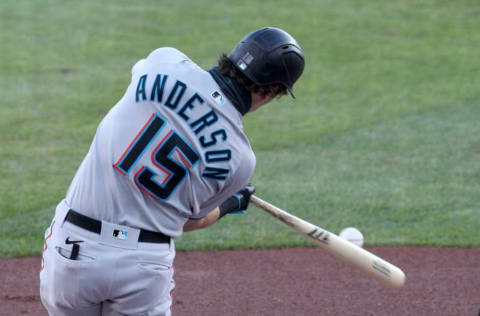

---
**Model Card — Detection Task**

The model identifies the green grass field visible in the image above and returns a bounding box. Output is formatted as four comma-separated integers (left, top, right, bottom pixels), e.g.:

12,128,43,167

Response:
1,0,479,257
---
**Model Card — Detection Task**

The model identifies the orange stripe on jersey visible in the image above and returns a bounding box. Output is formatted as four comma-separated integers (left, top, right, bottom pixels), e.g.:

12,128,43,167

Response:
113,113,156,176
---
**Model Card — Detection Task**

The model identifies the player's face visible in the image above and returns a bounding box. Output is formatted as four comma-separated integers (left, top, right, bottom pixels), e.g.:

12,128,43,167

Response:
250,93,275,112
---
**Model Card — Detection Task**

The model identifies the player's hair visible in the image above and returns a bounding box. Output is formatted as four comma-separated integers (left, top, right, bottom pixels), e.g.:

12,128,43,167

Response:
217,53,287,98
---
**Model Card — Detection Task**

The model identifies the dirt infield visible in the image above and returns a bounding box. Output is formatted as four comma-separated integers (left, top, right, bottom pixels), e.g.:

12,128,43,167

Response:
1,247,479,316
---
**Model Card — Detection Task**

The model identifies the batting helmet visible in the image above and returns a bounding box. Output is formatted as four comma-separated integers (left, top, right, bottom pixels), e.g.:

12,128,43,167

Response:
228,27,305,98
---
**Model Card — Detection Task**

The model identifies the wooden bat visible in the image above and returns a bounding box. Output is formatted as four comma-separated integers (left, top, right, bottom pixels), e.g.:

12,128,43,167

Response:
250,195,406,289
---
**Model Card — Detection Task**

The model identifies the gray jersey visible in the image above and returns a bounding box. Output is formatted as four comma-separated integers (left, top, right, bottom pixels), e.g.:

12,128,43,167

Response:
66,47,256,237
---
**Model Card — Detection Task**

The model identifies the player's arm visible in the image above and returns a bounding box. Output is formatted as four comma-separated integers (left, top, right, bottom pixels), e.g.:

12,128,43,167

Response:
183,207,221,232
183,184,255,232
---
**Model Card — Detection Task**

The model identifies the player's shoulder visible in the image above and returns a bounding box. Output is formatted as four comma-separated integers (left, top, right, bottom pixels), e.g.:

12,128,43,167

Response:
147,47,191,64
131,47,201,77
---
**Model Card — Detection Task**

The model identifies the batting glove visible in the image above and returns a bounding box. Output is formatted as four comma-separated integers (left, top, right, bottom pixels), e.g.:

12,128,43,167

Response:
218,183,255,218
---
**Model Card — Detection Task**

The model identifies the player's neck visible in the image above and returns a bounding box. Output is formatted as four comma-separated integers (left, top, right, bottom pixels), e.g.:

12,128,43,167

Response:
208,66,252,115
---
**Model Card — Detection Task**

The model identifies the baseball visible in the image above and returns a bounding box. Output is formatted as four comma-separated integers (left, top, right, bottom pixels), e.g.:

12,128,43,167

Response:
339,227,364,247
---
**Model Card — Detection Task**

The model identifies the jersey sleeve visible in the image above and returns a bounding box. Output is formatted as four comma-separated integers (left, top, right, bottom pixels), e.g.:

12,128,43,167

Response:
131,59,146,76
146,47,189,65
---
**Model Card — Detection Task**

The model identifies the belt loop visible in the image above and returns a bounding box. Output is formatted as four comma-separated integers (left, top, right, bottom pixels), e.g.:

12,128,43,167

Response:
56,200,71,228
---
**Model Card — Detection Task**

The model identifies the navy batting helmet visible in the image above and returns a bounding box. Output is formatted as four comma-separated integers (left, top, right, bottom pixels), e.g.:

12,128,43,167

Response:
228,27,305,98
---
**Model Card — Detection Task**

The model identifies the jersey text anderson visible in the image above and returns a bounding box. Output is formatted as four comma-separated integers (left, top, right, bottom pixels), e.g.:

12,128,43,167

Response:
135,73,230,181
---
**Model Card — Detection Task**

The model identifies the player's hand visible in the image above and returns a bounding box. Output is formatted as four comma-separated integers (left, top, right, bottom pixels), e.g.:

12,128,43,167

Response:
232,183,255,212
218,183,255,218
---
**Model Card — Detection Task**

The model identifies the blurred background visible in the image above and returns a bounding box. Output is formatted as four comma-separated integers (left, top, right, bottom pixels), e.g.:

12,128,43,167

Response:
1,0,479,257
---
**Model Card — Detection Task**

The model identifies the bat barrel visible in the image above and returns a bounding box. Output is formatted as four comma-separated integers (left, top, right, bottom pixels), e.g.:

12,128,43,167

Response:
250,195,406,289
324,233,406,288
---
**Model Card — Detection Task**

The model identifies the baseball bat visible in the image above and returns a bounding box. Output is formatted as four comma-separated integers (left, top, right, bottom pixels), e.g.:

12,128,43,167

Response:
250,195,406,289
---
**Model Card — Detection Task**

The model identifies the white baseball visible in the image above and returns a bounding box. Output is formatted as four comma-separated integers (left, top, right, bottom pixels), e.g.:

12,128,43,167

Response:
339,227,364,247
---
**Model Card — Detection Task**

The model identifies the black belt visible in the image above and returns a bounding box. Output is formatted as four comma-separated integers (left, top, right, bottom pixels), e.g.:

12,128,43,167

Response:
64,209,171,244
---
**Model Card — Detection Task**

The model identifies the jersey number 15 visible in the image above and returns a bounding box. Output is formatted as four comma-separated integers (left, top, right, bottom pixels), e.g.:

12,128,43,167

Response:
114,113,200,201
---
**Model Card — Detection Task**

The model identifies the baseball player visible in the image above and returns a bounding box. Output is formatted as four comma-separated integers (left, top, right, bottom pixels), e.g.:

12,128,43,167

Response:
40,27,305,316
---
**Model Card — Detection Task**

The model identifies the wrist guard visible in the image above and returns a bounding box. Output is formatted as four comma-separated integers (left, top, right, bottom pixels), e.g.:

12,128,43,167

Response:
218,183,255,219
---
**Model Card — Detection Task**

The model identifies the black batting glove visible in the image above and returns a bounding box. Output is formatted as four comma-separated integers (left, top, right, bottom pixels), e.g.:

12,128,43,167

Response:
218,183,255,218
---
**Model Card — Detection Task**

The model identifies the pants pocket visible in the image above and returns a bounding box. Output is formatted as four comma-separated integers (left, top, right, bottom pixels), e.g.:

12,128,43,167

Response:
55,245,96,263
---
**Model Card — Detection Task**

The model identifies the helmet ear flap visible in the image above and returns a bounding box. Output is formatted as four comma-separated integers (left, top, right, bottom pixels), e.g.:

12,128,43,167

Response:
282,50,305,88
